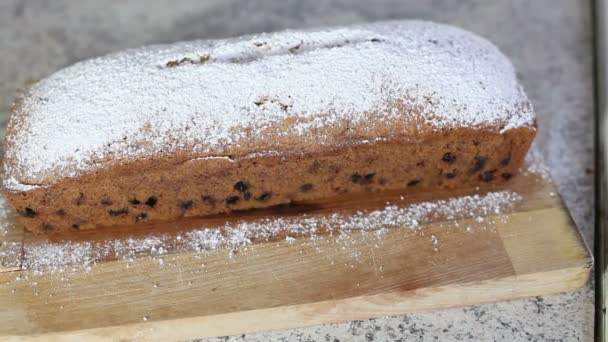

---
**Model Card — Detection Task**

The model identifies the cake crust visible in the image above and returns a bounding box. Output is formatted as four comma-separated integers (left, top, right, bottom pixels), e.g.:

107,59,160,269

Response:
2,20,536,233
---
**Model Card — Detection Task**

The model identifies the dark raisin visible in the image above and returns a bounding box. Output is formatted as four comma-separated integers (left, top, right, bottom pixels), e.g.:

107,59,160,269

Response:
55,209,66,216
445,170,458,179
180,200,194,210
255,192,272,201
129,198,141,205
378,177,387,185
234,181,249,193
442,152,457,163
501,172,513,180
100,197,113,206
300,183,314,192
480,170,497,182
243,191,252,200
202,195,216,206
370,38,382,43
352,173,375,185
226,196,241,204
109,208,129,216
135,212,148,221
19,207,37,218
145,196,158,208
407,179,420,186
75,192,85,205
71,224,80,231
416,161,425,167
226,195,240,205
471,156,487,172
501,156,511,166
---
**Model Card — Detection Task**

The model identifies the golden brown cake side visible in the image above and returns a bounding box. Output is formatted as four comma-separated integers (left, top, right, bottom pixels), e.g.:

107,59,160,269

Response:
5,127,534,233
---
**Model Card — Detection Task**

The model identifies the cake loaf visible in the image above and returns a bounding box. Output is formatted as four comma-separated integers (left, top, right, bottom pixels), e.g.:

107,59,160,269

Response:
2,20,536,234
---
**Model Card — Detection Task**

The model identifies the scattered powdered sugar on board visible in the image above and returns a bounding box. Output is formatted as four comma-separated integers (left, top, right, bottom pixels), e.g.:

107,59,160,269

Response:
0,193,15,236
0,241,20,270
4,20,535,189
0,193,19,269
522,142,551,179
11,190,522,275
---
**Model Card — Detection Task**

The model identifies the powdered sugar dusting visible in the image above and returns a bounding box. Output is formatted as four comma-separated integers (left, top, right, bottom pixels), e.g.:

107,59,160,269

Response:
10,190,521,274
0,193,15,236
523,143,551,179
0,192,19,269
4,20,535,189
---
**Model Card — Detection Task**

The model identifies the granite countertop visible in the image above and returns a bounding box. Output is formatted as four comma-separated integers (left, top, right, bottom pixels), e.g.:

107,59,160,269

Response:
0,0,594,341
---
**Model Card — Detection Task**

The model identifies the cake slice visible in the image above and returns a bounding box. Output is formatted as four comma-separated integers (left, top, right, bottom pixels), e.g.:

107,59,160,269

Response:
2,20,536,233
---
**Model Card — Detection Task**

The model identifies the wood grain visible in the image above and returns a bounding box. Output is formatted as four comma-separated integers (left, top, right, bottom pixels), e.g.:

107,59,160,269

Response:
0,170,592,341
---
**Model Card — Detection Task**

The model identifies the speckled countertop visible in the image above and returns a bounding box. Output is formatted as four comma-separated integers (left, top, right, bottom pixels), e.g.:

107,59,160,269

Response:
0,1,594,341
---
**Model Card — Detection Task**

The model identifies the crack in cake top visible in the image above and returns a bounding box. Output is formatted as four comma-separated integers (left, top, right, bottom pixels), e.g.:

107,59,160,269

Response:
3,20,535,191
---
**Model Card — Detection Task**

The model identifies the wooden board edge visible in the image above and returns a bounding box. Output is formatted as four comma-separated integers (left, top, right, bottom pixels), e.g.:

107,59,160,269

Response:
3,265,590,342
0,264,20,274
498,207,593,275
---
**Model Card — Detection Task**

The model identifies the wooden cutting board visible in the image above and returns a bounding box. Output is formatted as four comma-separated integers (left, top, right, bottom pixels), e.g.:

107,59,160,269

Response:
0,169,591,341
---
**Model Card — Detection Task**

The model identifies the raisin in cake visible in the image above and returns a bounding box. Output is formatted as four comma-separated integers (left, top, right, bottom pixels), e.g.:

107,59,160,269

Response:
2,20,536,234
